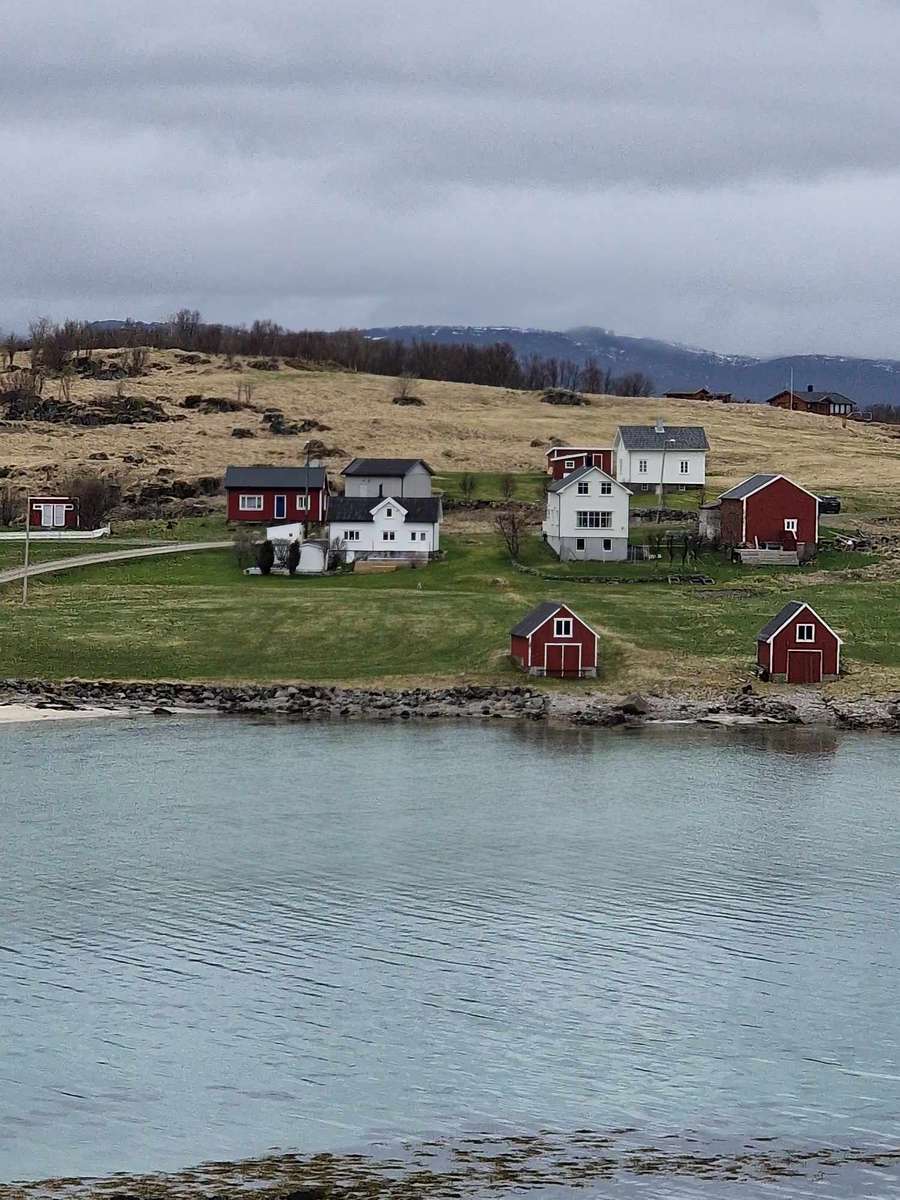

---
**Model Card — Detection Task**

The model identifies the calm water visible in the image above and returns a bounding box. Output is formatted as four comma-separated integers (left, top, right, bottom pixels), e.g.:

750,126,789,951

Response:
2,717,900,1194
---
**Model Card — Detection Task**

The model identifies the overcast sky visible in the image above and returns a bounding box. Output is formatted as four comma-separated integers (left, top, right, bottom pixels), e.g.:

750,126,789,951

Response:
2,0,899,357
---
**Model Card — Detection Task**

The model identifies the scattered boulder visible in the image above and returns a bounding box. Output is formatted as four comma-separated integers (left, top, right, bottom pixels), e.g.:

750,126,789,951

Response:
530,438,545,447
174,353,211,365
87,452,110,461
617,693,650,717
542,387,590,406
232,427,256,438
248,357,281,371
183,394,247,413
393,394,425,406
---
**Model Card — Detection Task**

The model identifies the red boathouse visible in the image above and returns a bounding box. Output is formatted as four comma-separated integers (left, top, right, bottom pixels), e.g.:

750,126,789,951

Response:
545,447,614,480
224,465,329,524
510,601,598,678
28,496,79,530
756,601,842,684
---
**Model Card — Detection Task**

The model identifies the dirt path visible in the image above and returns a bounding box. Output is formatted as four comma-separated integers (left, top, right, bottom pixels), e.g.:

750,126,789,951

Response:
0,541,231,587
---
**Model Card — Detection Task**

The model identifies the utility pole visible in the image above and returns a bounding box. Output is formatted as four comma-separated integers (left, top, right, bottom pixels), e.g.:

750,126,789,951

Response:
656,438,676,523
22,496,32,605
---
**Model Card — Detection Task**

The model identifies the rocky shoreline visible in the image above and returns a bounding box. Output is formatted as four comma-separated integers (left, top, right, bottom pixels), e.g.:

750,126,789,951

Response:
1,677,899,731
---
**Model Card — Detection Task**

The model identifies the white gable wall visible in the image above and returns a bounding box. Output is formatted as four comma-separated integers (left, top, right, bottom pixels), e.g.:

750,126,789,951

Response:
344,464,433,498
329,500,440,557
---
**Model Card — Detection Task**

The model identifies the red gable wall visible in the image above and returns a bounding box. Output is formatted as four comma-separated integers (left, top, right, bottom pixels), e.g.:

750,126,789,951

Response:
764,607,840,676
744,478,817,546
522,604,597,671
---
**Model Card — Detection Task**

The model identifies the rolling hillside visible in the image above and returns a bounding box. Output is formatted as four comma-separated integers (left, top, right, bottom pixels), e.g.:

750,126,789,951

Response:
1,350,899,507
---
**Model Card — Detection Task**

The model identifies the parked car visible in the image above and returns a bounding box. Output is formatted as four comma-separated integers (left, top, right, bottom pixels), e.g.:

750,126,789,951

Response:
818,495,842,514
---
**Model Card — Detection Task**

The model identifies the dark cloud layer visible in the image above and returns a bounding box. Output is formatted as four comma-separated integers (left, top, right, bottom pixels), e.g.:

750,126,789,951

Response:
2,0,899,356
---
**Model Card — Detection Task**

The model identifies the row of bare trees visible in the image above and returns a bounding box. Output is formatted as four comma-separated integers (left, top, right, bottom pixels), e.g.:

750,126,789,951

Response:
1,311,656,396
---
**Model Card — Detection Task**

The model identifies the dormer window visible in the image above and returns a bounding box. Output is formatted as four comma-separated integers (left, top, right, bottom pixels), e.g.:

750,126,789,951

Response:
386,507,393,517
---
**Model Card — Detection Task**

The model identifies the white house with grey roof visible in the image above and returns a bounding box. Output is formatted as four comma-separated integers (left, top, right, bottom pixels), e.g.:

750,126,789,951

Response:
328,494,442,561
542,465,631,561
341,458,434,499
613,422,709,493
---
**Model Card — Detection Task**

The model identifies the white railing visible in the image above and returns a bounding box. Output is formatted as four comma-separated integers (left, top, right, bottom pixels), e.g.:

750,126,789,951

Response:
0,525,111,542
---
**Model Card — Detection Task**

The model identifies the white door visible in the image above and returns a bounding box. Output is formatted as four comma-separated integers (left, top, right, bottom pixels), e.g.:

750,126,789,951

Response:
52,504,67,527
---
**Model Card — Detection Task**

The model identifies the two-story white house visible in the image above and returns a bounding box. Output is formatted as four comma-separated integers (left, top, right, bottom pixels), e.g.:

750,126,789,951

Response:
341,458,434,499
613,423,709,493
328,495,442,561
542,465,631,561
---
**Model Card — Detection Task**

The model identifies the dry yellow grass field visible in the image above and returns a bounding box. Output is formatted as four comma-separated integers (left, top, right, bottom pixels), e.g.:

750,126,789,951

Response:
3,349,900,501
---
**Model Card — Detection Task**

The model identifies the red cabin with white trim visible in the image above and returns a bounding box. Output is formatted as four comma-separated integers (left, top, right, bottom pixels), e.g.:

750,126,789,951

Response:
224,465,329,524
717,474,819,551
29,496,79,529
756,601,842,684
545,447,614,480
510,601,598,678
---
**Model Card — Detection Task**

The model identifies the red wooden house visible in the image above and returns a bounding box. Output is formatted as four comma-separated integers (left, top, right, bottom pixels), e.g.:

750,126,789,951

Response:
224,465,329,524
29,496,79,529
756,601,842,684
767,387,856,416
545,447,613,480
711,474,819,555
510,601,598,678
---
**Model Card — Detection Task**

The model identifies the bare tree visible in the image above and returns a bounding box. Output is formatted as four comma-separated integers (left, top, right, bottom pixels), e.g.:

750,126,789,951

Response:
0,486,21,527
394,371,418,400
2,331,20,369
123,345,149,376
236,381,255,405
494,506,529,559
499,473,516,500
232,525,257,569
61,469,121,530
459,472,477,501
57,367,74,402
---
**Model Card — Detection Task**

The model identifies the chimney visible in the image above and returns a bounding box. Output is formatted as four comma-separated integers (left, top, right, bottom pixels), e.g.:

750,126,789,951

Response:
807,384,814,393
654,418,665,434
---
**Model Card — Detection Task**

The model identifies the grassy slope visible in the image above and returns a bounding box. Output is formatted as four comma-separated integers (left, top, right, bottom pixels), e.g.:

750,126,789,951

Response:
1,533,897,695
4,350,900,511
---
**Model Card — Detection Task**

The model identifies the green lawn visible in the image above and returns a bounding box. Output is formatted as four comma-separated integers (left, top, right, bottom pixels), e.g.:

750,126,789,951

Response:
0,529,896,692
434,470,546,503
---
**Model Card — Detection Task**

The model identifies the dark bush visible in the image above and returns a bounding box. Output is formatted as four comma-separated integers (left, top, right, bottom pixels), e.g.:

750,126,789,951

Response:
257,540,275,575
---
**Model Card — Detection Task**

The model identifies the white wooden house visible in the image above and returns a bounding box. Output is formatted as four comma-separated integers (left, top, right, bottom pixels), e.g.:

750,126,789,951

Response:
328,495,442,561
613,422,709,493
542,465,631,561
341,458,434,499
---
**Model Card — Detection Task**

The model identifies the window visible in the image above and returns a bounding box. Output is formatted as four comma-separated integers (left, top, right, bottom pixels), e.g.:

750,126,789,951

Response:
577,481,589,495
411,531,427,542
554,618,573,637
680,459,689,474
343,529,360,541
576,511,612,529
564,459,576,470
383,530,396,541
784,518,798,533
796,624,815,642
641,483,651,493
638,459,648,474
600,481,612,495
575,538,585,552
296,494,310,511
238,494,263,511
678,484,687,492
602,538,612,551
385,507,393,517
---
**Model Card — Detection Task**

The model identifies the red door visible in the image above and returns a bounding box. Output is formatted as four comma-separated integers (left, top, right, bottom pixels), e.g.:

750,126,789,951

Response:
787,650,822,684
546,644,580,677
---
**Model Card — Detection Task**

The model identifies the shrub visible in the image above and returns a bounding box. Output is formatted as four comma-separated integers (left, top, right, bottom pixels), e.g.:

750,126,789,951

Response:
257,539,275,575
286,540,300,575
233,525,257,569
61,469,121,530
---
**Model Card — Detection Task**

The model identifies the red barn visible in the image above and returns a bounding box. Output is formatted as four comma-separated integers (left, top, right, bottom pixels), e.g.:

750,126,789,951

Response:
510,601,598,678
28,496,79,530
545,447,613,480
756,601,843,684
716,474,819,553
224,465,329,524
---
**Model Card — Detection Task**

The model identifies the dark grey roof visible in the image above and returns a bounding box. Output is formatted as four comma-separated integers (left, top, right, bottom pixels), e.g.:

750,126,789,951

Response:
510,601,570,638
617,425,710,451
224,465,326,489
807,391,854,404
719,473,780,501
756,601,807,642
328,496,442,523
548,464,593,493
341,457,434,477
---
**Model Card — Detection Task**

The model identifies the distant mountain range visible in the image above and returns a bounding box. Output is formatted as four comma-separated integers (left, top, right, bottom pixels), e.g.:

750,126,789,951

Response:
363,325,900,406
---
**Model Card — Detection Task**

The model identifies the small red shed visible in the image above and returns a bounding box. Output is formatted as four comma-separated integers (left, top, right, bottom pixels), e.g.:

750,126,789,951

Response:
756,601,842,684
224,465,329,524
717,474,819,553
510,601,598,678
545,447,613,480
28,496,79,530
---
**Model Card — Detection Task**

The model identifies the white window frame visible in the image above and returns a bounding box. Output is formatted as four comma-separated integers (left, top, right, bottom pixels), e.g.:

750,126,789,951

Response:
602,538,612,551
600,511,612,529
385,506,394,517
600,481,612,495
575,538,585,552
576,510,601,529
680,459,689,474
238,494,264,512
564,459,576,470
296,494,310,511
577,481,589,495
796,623,815,642
784,518,798,533
383,530,396,541
554,617,573,638
343,529,360,541
638,459,648,474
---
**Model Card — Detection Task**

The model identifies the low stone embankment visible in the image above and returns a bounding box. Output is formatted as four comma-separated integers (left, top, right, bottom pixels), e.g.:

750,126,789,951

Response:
1,678,899,730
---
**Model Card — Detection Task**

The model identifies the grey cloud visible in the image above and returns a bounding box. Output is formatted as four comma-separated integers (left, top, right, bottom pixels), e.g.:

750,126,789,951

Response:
1,0,900,355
